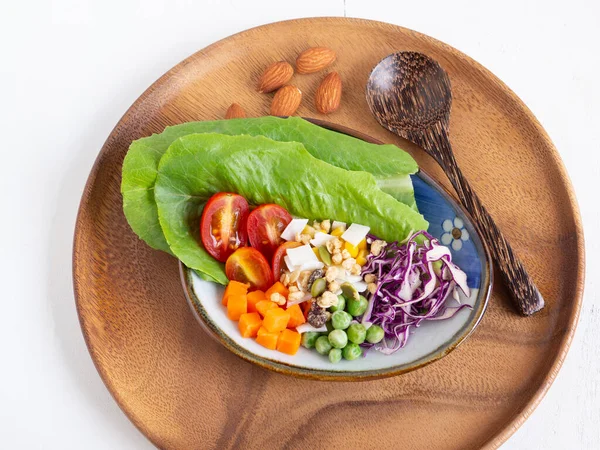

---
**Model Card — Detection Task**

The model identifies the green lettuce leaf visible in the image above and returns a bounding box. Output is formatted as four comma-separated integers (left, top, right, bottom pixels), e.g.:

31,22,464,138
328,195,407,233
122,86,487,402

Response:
155,133,428,284
122,117,418,253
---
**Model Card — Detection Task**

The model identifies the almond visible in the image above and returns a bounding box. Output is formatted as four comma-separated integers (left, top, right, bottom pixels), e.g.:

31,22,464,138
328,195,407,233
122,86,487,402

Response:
270,85,302,116
257,61,294,93
225,103,246,119
315,72,342,114
296,47,336,74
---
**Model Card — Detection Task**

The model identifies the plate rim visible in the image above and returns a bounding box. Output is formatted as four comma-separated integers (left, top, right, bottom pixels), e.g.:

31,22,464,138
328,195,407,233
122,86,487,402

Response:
72,17,585,449
178,118,493,381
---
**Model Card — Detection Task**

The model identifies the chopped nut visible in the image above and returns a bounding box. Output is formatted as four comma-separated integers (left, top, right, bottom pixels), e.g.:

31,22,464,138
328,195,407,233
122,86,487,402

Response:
288,285,299,293
333,238,343,249
350,264,362,275
288,291,305,303
321,219,331,233
294,232,302,242
342,257,357,270
280,272,291,286
300,233,312,244
325,240,335,254
317,291,339,308
325,266,339,282
341,249,352,260
367,282,377,294
289,271,301,285
298,270,312,289
328,281,340,292
332,252,343,265
364,273,377,284
270,292,286,306
371,239,387,256
289,270,301,284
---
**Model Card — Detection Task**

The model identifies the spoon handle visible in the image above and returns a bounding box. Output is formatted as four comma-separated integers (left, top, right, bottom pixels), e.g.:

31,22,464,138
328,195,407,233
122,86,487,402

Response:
418,127,545,316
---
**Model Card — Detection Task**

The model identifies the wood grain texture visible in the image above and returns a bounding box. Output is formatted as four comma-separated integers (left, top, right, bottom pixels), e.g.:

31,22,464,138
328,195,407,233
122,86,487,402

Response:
366,51,544,316
72,18,584,450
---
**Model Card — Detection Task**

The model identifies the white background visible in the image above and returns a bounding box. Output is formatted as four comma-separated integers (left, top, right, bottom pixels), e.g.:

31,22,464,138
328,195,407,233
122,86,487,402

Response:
1,0,598,448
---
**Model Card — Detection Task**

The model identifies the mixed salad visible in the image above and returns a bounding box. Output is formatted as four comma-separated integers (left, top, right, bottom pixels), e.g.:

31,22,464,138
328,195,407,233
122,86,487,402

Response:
200,192,469,360
121,117,470,362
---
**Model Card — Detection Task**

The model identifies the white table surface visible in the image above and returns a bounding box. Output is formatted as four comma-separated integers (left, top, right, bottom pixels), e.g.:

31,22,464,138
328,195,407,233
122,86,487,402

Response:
2,0,598,448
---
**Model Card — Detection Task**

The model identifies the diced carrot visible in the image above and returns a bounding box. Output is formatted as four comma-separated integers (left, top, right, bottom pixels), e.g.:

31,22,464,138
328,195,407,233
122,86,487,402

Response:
265,281,289,300
302,299,313,319
238,312,262,338
277,329,301,355
286,304,306,328
263,307,291,333
227,294,247,321
256,300,278,317
247,290,266,313
222,280,249,305
256,326,280,350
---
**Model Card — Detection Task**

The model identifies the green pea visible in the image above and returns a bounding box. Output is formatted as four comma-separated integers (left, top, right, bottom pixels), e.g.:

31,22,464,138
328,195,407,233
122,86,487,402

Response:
301,331,320,349
329,295,346,313
325,320,334,332
346,295,368,317
318,246,332,266
342,343,363,360
328,329,348,349
311,278,327,297
328,348,342,363
315,336,333,355
366,325,385,344
347,323,366,344
331,310,352,330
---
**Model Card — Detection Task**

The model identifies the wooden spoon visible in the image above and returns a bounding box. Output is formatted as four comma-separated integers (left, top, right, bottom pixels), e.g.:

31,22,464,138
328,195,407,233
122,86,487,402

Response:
366,51,544,316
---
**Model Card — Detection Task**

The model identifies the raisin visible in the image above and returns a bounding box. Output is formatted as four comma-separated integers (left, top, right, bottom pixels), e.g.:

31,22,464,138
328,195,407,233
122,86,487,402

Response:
307,269,325,290
307,302,328,328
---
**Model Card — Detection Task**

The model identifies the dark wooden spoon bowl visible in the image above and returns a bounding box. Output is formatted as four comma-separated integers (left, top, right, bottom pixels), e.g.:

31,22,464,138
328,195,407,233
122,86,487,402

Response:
366,51,544,316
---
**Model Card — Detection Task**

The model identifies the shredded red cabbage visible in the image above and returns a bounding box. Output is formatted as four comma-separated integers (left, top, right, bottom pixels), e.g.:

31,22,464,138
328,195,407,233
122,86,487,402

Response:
361,230,472,355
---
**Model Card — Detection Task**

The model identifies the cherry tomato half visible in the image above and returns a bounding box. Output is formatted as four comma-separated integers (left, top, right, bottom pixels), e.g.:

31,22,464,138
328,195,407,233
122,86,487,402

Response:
225,247,274,291
271,241,302,279
246,204,292,261
200,192,249,262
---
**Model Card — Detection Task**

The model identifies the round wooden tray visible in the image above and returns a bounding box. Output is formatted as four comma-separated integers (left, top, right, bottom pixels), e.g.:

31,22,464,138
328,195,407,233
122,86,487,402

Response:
73,18,584,449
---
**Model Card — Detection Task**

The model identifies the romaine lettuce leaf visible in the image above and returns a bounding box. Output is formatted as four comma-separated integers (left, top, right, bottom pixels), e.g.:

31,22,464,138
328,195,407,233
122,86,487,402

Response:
155,133,428,284
122,117,418,253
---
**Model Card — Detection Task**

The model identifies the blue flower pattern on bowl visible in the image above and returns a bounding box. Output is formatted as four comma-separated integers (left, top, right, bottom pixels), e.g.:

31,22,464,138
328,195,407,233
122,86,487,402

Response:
441,217,470,251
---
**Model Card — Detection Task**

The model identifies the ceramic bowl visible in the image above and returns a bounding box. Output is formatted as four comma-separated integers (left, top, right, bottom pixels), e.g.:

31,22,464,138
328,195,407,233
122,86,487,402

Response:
180,121,492,381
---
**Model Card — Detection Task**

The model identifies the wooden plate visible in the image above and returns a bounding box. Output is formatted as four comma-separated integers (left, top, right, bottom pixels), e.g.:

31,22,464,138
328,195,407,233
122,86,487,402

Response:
73,18,584,449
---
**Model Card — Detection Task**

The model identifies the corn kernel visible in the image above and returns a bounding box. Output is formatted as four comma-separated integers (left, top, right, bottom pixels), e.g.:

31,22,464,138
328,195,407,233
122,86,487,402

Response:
358,238,367,250
312,246,321,260
302,225,316,237
331,227,344,237
356,248,369,266
344,241,359,258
